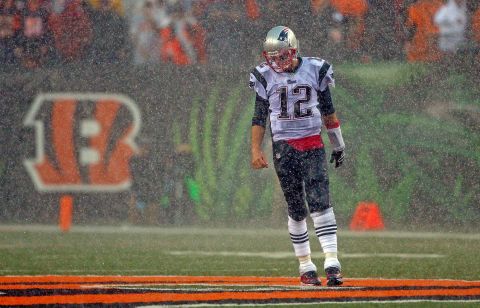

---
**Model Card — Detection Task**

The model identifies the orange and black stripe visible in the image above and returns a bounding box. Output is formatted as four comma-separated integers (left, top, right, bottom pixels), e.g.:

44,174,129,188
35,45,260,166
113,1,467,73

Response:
0,276,478,306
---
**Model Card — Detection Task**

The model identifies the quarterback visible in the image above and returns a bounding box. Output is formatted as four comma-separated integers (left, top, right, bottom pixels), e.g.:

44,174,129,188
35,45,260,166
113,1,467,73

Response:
250,26,345,286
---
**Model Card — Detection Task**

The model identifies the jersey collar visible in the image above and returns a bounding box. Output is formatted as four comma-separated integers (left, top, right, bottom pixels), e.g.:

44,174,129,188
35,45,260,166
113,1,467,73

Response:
284,57,303,74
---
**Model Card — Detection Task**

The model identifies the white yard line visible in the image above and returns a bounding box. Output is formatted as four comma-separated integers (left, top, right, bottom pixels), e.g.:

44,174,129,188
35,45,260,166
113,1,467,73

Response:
0,269,155,273
0,224,478,240
167,251,444,259
0,268,282,274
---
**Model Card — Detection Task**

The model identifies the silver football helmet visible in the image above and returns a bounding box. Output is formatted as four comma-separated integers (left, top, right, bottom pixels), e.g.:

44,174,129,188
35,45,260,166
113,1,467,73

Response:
263,26,299,72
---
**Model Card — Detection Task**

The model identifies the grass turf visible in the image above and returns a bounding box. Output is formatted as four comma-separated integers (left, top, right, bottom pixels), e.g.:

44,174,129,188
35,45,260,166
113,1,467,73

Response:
0,225,478,280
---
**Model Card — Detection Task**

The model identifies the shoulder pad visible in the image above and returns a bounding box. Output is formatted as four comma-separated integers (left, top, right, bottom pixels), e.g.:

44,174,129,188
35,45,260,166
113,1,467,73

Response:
318,60,334,91
304,57,327,68
249,64,270,99
254,62,270,74
250,64,270,90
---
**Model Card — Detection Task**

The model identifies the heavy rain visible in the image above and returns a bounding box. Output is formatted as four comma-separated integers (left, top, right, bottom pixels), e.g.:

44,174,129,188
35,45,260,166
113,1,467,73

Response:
0,0,479,306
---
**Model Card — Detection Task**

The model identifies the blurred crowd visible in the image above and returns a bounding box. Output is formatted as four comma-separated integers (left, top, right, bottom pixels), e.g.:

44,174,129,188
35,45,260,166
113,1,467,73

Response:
1,0,480,70
0,0,129,68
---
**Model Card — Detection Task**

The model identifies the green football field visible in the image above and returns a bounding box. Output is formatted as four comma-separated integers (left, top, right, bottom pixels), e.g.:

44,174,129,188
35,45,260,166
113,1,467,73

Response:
1,225,479,278
0,225,479,306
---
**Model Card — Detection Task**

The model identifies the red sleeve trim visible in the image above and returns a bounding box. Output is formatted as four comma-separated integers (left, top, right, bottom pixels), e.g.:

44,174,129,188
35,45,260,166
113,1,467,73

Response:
325,121,340,129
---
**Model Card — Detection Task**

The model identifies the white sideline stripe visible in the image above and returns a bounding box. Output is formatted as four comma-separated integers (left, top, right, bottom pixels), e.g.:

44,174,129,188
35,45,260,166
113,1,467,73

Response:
0,224,479,240
167,251,445,259
140,299,480,307
88,285,354,291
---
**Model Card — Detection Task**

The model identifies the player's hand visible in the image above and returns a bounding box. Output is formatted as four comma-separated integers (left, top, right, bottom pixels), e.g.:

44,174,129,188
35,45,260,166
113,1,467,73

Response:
251,149,269,169
330,150,344,168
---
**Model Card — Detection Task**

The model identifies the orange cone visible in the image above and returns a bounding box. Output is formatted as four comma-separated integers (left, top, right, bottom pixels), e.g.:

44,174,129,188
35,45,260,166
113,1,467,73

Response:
349,201,385,231
59,195,73,232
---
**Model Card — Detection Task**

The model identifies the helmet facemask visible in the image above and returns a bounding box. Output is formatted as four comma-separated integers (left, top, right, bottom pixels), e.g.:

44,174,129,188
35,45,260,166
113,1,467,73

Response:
263,48,297,73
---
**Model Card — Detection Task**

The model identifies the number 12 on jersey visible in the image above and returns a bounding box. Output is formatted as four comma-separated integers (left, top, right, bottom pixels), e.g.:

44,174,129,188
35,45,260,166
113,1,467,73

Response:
277,85,313,120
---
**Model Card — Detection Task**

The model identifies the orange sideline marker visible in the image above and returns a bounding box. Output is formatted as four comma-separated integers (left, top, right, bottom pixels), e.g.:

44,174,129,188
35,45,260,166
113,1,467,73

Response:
59,195,73,232
349,201,385,231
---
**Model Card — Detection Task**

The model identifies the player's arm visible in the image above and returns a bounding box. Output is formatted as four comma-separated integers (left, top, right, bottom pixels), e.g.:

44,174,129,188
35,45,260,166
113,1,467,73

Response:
322,112,339,128
318,86,345,168
251,94,269,169
251,125,268,169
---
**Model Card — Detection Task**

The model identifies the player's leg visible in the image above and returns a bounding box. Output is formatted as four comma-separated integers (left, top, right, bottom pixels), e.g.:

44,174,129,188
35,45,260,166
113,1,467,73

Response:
287,216,321,285
273,141,320,285
311,208,342,286
303,148,343,286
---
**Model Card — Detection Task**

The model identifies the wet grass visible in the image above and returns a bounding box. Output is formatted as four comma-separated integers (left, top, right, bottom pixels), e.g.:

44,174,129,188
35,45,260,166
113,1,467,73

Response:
0,226,478,280
336,61,429,88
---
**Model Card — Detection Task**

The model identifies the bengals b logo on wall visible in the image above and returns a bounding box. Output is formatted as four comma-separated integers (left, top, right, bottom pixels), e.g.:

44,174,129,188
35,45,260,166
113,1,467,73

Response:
24,93,142,192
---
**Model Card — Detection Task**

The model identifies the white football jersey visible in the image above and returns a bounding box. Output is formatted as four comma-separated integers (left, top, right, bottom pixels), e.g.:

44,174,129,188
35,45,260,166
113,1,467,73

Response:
249,57,334,141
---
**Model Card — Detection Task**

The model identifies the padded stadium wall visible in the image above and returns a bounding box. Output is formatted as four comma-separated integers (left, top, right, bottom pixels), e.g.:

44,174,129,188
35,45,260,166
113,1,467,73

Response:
0,63,478,230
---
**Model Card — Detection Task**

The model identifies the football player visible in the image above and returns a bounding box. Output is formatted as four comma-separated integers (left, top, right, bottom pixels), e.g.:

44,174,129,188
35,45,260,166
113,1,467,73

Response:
250,26,345,286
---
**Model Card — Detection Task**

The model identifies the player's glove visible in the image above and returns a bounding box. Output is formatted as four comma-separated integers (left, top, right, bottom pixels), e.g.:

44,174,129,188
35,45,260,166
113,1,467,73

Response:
330,150,344,168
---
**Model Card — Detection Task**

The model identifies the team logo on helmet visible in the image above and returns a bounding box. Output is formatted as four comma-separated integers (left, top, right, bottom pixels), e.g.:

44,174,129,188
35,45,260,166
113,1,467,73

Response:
277,28,289,42
23,93,141,192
